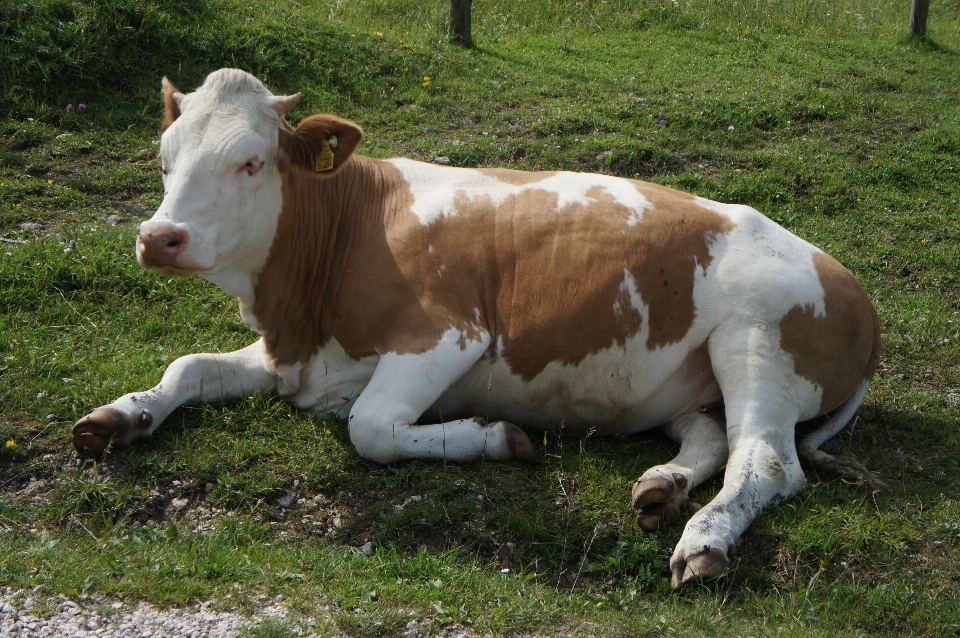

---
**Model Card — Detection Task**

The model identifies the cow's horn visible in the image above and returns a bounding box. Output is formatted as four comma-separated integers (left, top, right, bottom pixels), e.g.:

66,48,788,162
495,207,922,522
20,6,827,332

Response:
271,93,302,116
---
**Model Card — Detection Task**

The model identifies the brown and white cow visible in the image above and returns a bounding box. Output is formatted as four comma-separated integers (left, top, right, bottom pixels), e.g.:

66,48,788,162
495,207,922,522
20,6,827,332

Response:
73,69,881,587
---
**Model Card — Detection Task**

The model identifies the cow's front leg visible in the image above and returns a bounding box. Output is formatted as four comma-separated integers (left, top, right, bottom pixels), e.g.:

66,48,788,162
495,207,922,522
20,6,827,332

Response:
347,329,535,464
73,340,277,454
633,410,728,531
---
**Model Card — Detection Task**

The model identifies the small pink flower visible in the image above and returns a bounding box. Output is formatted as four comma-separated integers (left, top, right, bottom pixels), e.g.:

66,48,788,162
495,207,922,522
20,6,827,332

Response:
66,104,74,111
78,103,86,111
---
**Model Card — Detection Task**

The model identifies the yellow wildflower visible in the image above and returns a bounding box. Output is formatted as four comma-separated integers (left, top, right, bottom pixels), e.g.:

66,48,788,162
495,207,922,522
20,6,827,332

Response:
5,440,16,448
47,179,53,185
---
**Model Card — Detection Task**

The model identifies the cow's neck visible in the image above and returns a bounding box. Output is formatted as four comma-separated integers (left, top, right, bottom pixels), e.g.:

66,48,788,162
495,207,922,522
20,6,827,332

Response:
251,155,395,368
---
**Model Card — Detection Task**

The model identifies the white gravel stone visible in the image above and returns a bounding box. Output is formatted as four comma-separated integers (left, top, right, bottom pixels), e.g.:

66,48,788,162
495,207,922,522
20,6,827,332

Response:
0,593,295,638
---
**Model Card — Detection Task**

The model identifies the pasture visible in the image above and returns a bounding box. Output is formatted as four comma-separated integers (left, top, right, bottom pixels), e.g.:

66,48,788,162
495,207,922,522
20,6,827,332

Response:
2,0,960,634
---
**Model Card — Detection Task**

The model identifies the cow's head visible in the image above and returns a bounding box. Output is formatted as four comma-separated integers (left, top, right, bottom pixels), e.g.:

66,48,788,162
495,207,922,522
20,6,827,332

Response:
140,69,362,293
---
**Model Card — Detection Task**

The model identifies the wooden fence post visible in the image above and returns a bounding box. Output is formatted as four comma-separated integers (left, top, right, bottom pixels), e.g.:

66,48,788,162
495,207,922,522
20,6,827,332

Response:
450,0,472,47
909,0,930,38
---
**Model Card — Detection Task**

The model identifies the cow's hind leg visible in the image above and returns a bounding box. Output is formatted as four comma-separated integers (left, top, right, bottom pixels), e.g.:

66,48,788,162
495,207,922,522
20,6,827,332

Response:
73,340,277,454
669,416,805,587
633,411,728,531
669,336,808,587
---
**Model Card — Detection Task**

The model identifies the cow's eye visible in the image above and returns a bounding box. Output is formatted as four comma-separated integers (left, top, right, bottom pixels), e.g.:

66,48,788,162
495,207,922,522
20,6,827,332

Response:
239,158,264,176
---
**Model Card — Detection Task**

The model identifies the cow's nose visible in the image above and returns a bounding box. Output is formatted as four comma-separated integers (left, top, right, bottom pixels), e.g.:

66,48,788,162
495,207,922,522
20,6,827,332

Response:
138,228,188,254
137,225,189,267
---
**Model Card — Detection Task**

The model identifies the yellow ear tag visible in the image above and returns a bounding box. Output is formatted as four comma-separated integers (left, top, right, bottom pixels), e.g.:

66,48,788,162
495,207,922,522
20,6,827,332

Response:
315,139,335,172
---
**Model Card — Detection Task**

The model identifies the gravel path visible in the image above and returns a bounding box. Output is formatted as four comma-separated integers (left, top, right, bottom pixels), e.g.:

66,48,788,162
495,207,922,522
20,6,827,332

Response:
0,588,303,638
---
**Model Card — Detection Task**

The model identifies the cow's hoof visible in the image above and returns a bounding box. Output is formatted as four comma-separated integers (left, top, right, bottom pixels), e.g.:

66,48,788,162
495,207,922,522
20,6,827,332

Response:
633,472,688,532
73,407,152,454
636,502,682,532
502,422,536,462
670,545,730,588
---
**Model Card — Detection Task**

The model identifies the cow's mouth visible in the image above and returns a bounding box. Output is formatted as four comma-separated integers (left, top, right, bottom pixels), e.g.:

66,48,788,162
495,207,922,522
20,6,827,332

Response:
143,263,199,278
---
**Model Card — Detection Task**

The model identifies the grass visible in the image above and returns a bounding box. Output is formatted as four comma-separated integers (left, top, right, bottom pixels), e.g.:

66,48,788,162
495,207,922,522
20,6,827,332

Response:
2,0,960,635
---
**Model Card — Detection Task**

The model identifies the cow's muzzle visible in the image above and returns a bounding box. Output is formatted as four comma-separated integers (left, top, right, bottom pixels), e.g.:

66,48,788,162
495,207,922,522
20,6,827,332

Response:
137,222,191,273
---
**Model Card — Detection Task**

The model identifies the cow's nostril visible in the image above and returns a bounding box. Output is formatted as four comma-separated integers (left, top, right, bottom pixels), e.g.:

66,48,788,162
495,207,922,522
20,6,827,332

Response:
167,240,181,248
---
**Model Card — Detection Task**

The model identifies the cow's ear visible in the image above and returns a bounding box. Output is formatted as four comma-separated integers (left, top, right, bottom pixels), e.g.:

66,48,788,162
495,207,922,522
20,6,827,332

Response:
278,114,364,176
161,77,184,133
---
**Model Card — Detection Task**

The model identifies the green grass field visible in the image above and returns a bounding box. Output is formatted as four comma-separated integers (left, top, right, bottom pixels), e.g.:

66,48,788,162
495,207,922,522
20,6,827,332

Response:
2,0,960,635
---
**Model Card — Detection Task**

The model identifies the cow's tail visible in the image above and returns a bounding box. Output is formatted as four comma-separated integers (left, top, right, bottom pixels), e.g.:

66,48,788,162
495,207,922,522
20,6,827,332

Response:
797,303,886,491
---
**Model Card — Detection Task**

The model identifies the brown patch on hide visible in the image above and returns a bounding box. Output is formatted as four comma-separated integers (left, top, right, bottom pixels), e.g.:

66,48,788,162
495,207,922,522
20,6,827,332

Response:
779,252,880,414
253,151,468,365
477,168,558,186
161,77,182,133
499,182,733,379
252,125,735,381
630,182,735,351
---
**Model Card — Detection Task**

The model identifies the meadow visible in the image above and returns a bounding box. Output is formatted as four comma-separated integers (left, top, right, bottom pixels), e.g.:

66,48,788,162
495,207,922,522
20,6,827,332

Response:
2,0,960,635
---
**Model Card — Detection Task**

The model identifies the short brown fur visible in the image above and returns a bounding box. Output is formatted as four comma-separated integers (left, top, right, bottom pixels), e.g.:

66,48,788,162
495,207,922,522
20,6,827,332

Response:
477,167,558,186
254,117,736,382
779,252,879,414
279,115,364,175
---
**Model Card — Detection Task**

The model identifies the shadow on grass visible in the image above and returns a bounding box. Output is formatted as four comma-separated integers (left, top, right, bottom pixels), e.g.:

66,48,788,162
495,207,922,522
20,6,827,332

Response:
1,397,955,598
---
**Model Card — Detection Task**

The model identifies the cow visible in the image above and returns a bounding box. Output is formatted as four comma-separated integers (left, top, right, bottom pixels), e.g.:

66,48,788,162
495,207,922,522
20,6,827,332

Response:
73,69,882,588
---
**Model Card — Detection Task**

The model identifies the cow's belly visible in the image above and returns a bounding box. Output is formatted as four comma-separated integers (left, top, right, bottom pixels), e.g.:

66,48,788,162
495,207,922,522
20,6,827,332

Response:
292,335,721,434
423,338,721,435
